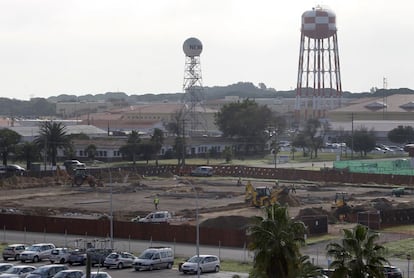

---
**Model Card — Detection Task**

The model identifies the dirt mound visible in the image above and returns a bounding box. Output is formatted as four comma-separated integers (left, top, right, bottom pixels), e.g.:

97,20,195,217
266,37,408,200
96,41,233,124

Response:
370,197,394,210
278,188,301,207
199,215,251,230
296,207,336,223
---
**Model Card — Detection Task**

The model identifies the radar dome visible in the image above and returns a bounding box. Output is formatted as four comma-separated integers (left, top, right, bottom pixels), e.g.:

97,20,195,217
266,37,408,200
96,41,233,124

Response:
183,37,203,57
301,7,336,39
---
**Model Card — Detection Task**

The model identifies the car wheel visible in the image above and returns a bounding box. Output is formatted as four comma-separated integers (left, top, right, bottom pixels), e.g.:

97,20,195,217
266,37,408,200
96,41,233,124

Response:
3,257,7,261
197,268,202,275
33,256,39,263
50,260,55,264
215,265,220,272
166,262,172,269
15,254,20,261
117,262,123,269
68,262,73,266
59,258,65,264
134,267,140,271
149,265,153,271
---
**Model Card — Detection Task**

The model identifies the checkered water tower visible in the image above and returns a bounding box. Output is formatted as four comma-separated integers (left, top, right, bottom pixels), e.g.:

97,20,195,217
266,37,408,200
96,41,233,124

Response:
295,6,343,121
182,37,207,136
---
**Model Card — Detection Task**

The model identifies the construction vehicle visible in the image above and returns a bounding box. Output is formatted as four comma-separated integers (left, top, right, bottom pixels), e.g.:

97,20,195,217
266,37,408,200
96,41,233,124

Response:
72,168,102,187
332,192,350,220
391,187,405,197
245,181,279,207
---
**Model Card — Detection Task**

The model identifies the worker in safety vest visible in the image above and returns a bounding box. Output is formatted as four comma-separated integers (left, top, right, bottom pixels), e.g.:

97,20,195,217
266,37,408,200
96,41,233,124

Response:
154,195,160,210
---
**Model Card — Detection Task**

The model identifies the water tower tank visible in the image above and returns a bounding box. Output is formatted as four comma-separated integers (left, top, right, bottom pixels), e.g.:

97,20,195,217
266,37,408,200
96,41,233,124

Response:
183,37,203,57
301,7,336,39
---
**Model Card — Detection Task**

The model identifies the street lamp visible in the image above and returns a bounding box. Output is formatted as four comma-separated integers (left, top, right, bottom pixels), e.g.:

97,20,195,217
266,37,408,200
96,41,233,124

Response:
179,179,200,278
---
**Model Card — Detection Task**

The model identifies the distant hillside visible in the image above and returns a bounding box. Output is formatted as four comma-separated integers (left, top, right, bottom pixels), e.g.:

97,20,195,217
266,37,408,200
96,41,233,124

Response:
0,83,412,117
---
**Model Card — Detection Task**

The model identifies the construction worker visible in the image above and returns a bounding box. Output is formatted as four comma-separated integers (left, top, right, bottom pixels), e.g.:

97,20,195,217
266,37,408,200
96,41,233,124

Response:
154,195,160,210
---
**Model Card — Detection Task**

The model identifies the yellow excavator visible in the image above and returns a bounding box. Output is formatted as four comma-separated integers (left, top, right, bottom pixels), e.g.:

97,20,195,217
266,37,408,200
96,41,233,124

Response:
245,181,279,207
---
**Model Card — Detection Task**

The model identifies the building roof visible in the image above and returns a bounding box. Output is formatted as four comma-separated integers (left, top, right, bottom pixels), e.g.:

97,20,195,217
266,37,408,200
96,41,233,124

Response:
331,94,414,113
4,125,106,138
330,120,414,133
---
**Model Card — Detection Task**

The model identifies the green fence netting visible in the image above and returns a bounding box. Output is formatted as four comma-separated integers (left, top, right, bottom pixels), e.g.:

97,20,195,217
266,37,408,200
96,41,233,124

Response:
333,158,414,175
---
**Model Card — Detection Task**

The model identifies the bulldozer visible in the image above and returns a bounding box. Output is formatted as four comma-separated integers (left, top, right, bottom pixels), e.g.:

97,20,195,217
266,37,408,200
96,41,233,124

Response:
72,168,103,187
245,181,279,207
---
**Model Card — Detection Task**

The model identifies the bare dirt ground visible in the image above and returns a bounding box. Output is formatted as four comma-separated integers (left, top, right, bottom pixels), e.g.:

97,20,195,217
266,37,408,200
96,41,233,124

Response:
1,170,413,236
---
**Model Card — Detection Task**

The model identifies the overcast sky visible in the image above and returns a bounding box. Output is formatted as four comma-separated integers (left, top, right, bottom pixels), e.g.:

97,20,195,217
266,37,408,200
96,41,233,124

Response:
0,0,413,100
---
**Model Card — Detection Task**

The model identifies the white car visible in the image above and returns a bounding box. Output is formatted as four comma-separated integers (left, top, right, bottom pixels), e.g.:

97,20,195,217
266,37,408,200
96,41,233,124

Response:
20,243,55,263
103,252,136,269
0,265,36,278
80,272,111,278
137,211,172,223
49,248,71,264
0,264,14,274
180,255,220,274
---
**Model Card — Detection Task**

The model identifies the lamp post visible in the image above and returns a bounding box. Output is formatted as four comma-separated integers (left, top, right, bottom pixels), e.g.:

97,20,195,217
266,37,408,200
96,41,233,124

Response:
108,168,114,250
180,179,200,278
407,254,411,278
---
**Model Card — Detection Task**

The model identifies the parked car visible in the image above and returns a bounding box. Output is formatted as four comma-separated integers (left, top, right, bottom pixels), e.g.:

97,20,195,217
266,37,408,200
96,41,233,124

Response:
86,249,112,266
136,211,172,223
67,250,86,266
2,244,27,261
0,265,36,278
191,166,214,177
80,272,111,278
49,248,71,264
20,243,55,263
133,247,174,271
103,252,136,269
180,255,220,274
0,264,14,274
51,270,84,278
26,265,68,278
63,160,85,171
383,265,403,278
0,165,25,176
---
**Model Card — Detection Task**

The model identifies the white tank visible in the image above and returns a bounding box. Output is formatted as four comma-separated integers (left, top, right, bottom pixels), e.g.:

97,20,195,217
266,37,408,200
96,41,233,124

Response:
301,7,337,39
183,37,203,57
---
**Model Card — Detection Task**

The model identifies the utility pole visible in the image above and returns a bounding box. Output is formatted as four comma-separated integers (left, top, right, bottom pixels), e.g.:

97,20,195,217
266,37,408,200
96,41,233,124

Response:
351,113,354,159
182,119,186,166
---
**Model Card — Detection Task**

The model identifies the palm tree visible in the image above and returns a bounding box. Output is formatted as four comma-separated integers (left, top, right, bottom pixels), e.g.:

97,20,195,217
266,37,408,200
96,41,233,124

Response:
326,224,389,278
248,203,307,278
35,121,69,166
85,144,97,161
150,128,164,166
0,128,21,165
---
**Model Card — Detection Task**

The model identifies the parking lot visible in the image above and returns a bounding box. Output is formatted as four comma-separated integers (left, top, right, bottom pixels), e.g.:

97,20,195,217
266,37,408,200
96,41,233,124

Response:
1,230,250,277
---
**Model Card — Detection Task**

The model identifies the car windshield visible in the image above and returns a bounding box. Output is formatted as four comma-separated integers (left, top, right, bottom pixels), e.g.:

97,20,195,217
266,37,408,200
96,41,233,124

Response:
31,268,48,274
5,267,21,274
187,256,203,263
138,251,154,259
107,253,118,259
27,246,41,251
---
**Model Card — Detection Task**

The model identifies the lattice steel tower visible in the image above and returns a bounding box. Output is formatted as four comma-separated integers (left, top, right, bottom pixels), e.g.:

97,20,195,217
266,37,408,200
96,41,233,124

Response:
295,6,342,121
182,37,207,136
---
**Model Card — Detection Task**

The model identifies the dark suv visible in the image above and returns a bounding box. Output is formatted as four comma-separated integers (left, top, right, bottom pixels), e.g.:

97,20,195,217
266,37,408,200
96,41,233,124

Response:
86,248,113,266
383,266,402,278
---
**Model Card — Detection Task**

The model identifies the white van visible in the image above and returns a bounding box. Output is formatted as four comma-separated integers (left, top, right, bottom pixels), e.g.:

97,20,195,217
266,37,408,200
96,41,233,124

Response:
133,247,174,271
191,166,214,177
136,211,172,223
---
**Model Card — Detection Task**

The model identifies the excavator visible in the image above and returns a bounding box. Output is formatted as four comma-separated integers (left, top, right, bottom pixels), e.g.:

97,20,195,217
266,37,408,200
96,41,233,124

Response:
72,168,103,187
245,181,280,207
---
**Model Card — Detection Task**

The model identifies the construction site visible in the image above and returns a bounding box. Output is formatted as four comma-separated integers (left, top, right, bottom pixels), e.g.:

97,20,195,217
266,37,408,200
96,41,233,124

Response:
1,162,414,247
